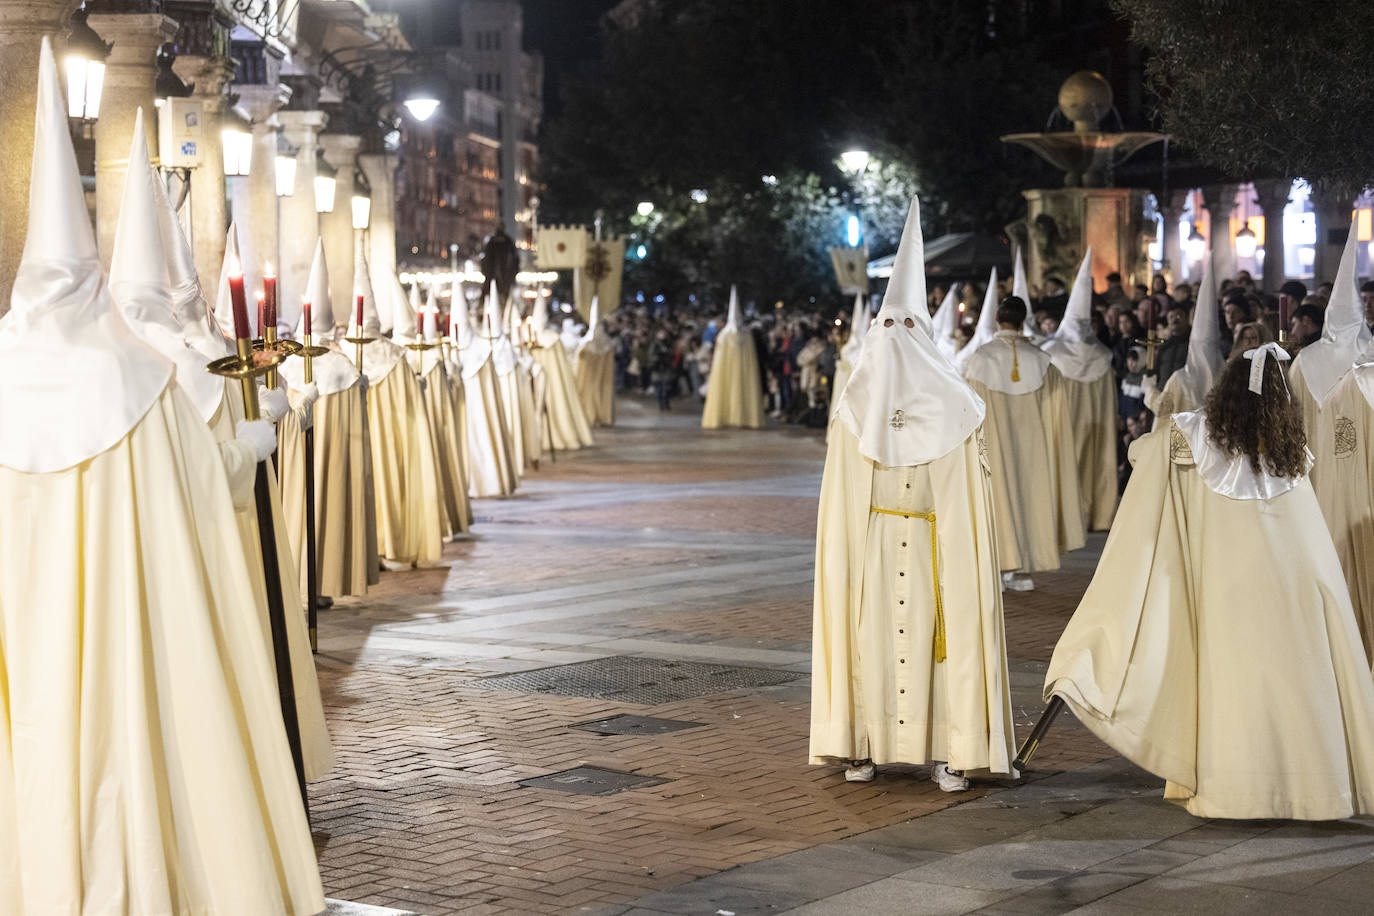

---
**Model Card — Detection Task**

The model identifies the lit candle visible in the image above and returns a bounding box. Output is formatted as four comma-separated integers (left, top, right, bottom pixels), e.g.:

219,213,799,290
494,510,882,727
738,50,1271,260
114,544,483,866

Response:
227,255,250,340
263,261,278,332
355,290,364,333
302,298,312,336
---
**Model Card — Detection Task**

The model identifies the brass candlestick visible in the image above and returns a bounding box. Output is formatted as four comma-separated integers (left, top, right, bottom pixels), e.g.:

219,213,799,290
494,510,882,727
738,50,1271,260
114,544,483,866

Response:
254,327,304,390
208,338,280,420
1134,328,1162,373
344,331,375,371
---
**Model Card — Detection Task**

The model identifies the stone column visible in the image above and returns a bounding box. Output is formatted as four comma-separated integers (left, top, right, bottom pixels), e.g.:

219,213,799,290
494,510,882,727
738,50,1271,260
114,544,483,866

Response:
1311,186,1353,286
173,53,236,293
1201,183,1238,287
0,0,79,315
1159,189,1189,290
88,11,178,268
1253,179,1290,295
277,110,327,330
227,83,289,299
359,151,399,330
318,133,361,319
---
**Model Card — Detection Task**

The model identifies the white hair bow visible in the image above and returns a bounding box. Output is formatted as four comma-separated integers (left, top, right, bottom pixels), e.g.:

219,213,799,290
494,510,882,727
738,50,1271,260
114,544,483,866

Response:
1243,342,1291,396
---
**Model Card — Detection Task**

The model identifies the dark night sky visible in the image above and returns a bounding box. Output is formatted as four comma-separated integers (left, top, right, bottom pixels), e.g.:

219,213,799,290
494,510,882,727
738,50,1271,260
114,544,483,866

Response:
373,0,617,119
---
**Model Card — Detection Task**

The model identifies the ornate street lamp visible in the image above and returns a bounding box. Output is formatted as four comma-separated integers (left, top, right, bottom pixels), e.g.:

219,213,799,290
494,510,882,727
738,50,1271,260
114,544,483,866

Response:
275,134,298,197
1234,223,1258,260
1185,224,1207,263
314,150,337,214
351,169,372,230
64,7,109,122
153,42,193,107
839,149,870,175
221,107,253,177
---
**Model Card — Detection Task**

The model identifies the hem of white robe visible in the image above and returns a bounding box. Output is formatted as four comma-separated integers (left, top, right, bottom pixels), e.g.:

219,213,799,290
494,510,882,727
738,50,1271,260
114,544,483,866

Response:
1049,678,1195,791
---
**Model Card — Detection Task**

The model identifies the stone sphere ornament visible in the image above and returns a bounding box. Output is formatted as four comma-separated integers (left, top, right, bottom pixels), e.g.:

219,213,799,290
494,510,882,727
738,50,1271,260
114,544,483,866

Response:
1058,71,1113,133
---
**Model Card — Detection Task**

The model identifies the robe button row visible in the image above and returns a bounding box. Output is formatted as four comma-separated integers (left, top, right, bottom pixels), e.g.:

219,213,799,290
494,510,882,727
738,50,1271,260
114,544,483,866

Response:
901,541,907,547
899,719,904,725
898,628,904,634
899,688,905,694
899,572,905,577
899,658,905,664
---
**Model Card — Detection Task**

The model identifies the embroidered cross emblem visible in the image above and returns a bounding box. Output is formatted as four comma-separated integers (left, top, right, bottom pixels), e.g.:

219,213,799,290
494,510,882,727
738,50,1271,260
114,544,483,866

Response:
889,409,905,430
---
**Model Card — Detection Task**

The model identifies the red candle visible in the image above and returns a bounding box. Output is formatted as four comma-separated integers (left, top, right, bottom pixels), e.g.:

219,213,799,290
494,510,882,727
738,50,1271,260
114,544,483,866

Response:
1279,296,1290,332
263,262,278,332
256,292,266,338
303,298,312,336
355,291,364,332
227,257,250,341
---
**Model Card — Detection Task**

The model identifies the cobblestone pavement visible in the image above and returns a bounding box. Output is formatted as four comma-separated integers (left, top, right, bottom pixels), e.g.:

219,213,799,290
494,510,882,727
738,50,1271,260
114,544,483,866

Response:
311,398,1374,916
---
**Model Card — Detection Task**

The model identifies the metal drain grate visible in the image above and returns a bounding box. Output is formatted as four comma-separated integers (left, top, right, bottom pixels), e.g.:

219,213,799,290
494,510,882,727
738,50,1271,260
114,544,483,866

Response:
518,765,671,796
569,714,705,736
476,655,805,705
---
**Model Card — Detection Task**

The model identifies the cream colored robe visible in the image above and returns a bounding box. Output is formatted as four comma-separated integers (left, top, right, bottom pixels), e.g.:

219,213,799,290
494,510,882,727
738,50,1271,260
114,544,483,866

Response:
210,383,334,782
576,344,616,427
366,362,445,567
534,334,594,450
0,383,324,915
1046,419,1374,820
1290,363,1374,658
965,361,1084,573
702,327,764,429
1062,372,1118,530
496,364,531,475
810,423,1014,773
280,379,372,599
465,355,519,498
410,351,472,539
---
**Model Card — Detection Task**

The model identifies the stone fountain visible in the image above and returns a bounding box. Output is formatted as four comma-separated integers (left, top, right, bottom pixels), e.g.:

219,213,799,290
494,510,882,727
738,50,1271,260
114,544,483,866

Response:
1002,71,1166,290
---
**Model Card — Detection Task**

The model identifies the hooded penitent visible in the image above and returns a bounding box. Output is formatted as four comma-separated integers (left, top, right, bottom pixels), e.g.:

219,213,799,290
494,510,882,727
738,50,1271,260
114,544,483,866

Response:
156,171,232,360
930,283,960,363
391,274,420,345
580,295,615,356
456,275,519,497
109,108,226,424
811,193,1014,778
214,223,254,340
1160,249,1223,415
0,38,325,915
833,197,985,467
1014,246,1040,342
829,290,872,416
350,244,405,382
576,294,618,427
282,241,359,399
1042,249,1113,383
1295,227,1372,408
953,268,999,372
0,59,172,475
700,284,765,429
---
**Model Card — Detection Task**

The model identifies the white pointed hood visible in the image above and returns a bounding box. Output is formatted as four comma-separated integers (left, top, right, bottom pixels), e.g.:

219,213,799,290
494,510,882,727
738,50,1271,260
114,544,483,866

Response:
840,291,869,364
157,171,232,359
391,274,419,344
214,223,253,338
282,240,359,396
422,285,442,343
297,239,336,339
1013,246,1039,341
581,295,615,356
1294,224,1373,408
488,284,517,375
350,244,405,381
1043,249,1112,382
561,316,582,352
453,279,490,379
533,292,551,334
0,40,173,473
723,285,743,334
1169,249,1223,408
109,109,225,423
931,283,960,362
953,267,999,371
834,195,984,466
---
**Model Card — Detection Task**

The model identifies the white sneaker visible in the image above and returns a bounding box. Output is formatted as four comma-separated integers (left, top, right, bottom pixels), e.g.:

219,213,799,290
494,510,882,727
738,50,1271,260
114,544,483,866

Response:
931,763,970,792
1001,571,1016,591
844,761,876,782
1005,573,1034,592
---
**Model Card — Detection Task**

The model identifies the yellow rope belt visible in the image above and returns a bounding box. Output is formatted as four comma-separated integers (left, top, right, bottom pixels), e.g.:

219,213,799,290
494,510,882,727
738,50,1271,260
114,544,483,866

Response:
869,506,946,663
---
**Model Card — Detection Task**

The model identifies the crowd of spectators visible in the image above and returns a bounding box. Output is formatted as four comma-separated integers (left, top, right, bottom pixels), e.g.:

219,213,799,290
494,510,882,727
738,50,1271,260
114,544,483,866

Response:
572,265,1374,475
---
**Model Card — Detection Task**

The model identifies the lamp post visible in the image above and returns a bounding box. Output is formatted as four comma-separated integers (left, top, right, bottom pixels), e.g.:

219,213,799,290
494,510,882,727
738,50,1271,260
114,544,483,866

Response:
314,149,337,214
65,8,110,124
1234,223,1258,261
1185,224,1207,265
153,42,193,107
221,107,253,177
839,147,870,251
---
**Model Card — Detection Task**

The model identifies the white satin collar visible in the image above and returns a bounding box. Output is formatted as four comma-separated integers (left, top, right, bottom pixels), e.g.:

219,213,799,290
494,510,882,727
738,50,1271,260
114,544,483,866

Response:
1173,410,1312,500
278,348,360,398
962,330,1051,394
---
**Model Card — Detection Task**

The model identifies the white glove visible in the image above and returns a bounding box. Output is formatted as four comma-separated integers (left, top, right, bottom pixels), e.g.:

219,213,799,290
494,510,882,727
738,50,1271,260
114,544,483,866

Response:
257,385,290,423
294,382,319,413
1140,374,1158,398
235,419,277,462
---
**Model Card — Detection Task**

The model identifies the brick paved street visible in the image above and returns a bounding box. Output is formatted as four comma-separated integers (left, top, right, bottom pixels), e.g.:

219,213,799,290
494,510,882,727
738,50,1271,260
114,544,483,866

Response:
312,398,1374,916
